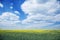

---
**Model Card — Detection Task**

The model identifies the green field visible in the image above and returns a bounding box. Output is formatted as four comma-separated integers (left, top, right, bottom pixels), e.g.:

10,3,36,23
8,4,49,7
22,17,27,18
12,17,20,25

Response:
0,30,60,40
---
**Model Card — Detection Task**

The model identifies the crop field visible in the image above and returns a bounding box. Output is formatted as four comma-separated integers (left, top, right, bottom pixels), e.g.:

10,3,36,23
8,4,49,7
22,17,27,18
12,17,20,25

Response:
0,30,60,40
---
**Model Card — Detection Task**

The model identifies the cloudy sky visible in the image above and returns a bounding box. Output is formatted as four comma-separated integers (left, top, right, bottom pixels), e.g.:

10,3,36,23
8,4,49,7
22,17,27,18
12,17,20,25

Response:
0,0,60,30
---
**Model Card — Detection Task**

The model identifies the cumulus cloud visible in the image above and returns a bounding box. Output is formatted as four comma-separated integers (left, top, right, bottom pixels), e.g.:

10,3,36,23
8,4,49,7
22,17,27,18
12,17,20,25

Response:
0,12,20,21
21,0,60,29
0,0,60,30
0,12,20,29
21,0,59,15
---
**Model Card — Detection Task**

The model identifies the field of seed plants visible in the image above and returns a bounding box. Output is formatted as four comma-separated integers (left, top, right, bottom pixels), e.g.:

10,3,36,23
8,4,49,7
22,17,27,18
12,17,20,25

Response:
0,30,60,40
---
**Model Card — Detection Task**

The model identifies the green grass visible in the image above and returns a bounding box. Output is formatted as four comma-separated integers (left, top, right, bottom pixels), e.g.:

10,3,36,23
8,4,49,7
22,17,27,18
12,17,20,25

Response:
0,30,60,40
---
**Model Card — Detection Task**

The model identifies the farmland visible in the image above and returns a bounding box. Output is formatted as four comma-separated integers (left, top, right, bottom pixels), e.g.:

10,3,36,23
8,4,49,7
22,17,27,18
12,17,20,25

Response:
0,30,60,40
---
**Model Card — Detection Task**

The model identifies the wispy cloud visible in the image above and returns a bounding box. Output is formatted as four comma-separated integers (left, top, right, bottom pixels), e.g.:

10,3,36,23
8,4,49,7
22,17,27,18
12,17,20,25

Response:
0,3,3,8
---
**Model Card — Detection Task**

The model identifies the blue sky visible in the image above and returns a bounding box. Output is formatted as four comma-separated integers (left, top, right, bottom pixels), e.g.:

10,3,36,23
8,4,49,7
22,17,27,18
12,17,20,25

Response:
0,0,26,20
0,0,60,30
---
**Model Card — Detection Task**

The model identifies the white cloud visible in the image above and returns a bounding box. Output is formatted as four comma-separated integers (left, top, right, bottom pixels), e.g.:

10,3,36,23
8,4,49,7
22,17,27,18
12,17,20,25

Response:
0,3,3,8
14,11,20,15
0,12,20,21
21,0,60,29
21,0,58,15
54,14,60,22
10,6,13,9
0,0,60,30
0,12,20,28
23,21,54,29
